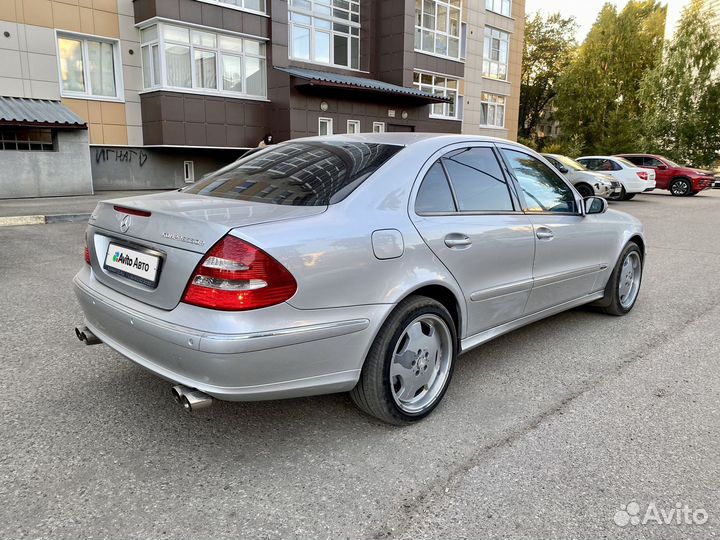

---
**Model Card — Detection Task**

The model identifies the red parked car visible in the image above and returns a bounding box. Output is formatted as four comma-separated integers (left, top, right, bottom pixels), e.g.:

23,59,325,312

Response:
615,154,715,196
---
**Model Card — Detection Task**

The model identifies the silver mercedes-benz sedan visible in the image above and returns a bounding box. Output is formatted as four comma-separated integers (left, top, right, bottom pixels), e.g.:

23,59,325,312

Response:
74,134,646,424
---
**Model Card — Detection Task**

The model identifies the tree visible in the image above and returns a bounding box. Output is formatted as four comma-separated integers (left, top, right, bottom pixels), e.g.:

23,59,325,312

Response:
555,1,666,154
640,0,720,167
518,12,577,140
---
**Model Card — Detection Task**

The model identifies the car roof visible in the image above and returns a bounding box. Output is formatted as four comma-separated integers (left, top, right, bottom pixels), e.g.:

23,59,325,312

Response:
280,132,524,148
577,155,621,159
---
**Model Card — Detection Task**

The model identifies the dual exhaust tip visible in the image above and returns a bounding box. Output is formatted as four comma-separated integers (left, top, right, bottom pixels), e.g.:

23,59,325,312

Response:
74,326,212,412
171,384,213,412
75,326,101,345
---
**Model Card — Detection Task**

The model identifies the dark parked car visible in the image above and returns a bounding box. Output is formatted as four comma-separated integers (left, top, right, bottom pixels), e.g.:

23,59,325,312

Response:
615,154,715,196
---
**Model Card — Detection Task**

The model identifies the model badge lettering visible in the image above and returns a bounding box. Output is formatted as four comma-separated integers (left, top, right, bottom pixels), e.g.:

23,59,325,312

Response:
162,232,205,246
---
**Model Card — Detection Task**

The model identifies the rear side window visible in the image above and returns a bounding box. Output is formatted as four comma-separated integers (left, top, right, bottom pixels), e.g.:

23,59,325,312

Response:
442,148,514,212
185,142,403,206
415,162,456,213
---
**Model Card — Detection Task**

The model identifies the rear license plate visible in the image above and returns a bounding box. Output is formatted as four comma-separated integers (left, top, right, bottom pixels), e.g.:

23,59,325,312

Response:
104,243,161,287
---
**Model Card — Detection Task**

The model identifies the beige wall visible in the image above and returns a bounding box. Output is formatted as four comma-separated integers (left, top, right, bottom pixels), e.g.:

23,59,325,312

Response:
505,0,524,141
0,0,141,145
461,0,524,141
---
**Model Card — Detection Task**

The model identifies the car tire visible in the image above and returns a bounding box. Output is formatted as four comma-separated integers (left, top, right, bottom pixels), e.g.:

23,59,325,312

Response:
350,296,457,425
619,187,636,201
670,178,692,196
593,242,643,316
576,183,594,198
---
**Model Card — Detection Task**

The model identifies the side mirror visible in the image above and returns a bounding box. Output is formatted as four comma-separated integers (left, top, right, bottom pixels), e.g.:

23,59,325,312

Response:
559,166,569,174
584,196,608,215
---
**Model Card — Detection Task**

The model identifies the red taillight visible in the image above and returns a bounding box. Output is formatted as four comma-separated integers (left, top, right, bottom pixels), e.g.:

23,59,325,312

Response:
113,205,151,217
637,172,649,181
182,235,297,311
84,245,91,265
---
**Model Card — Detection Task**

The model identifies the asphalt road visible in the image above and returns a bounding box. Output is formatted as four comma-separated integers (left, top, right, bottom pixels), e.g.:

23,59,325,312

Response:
1,190,719,539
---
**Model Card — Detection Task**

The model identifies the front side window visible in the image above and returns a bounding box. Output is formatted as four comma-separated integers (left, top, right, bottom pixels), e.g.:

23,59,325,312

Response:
289,0,360,69
485,0,511,17
185,142,403,206
415,0,462,59
413,72,460,119
483,27,509,80
58,34,120,99
140,24,267,98
480,92,506,127
502,149,577,213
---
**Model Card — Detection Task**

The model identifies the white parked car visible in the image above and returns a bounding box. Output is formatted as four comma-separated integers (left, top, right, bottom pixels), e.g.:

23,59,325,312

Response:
542,154,622,199
576,156,656,200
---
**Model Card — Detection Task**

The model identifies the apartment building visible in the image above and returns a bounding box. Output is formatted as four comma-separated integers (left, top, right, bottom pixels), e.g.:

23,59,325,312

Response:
0,0,524,198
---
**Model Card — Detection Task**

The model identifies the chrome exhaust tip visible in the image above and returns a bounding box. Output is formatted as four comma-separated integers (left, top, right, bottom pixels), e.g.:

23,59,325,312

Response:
171,385,213,412
75,326,101,345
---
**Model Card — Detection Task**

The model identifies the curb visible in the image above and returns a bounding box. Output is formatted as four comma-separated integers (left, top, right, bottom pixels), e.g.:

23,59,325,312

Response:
0,213,91,227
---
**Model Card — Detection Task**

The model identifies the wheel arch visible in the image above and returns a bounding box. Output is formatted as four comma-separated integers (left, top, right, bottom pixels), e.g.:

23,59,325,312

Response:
628,234,646,261
574,181,594,195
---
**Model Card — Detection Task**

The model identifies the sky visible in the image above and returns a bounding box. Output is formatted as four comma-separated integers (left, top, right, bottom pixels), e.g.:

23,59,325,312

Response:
524,0,687,40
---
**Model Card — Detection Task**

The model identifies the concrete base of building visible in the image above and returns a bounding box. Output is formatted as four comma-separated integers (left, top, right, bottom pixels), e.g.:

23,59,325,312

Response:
89,146,246,191
0,130,93,199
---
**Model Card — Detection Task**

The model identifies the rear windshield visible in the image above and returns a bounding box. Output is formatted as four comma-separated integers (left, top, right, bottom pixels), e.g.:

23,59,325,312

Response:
185,141,403,206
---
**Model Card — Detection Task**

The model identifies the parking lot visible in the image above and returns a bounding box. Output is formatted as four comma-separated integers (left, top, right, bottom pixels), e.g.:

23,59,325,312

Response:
1,190,719,539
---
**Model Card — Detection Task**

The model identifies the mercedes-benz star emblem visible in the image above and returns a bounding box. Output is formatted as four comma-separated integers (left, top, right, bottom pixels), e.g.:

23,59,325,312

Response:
120,214,132,233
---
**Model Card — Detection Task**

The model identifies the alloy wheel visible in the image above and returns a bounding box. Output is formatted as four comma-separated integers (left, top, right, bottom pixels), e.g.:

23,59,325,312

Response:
618,251,642,308
389,314,453,414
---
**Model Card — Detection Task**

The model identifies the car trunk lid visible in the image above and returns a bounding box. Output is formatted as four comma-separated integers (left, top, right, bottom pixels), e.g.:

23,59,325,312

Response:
87,191,326,310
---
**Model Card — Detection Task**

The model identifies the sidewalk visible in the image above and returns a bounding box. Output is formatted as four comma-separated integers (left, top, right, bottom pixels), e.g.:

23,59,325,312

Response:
0,190,170,226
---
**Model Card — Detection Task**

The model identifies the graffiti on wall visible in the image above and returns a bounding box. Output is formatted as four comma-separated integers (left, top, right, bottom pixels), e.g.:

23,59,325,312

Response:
95,148,149,167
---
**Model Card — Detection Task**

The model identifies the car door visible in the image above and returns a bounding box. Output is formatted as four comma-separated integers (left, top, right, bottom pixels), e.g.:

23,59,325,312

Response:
643,156,671,189
411,144,535,337
499,147,617,315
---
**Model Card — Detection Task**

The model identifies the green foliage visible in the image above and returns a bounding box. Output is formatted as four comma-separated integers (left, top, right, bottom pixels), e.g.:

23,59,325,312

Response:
555,1,666,154
640,0,720,167
519,12,578,139
535,133,585,157
517,136,539,151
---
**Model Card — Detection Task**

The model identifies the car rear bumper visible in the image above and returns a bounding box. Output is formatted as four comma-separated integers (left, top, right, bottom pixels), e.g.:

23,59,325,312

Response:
74,267,389,401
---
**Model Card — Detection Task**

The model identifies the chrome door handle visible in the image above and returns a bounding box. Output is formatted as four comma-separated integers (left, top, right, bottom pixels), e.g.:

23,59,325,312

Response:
536,227,554,240
444,234,472,249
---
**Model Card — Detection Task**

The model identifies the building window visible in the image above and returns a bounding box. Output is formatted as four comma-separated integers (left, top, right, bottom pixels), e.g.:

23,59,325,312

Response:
57,33,122,99
319,117,333,135
196,0,266,13
415,0,462,59
483,27,509,80
140,23,267,98
480,92,506,128
289,0,360,69
372,122,385,133
413,72,461,119
485,0,511,17
0,128,56,151
347,119,360,133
